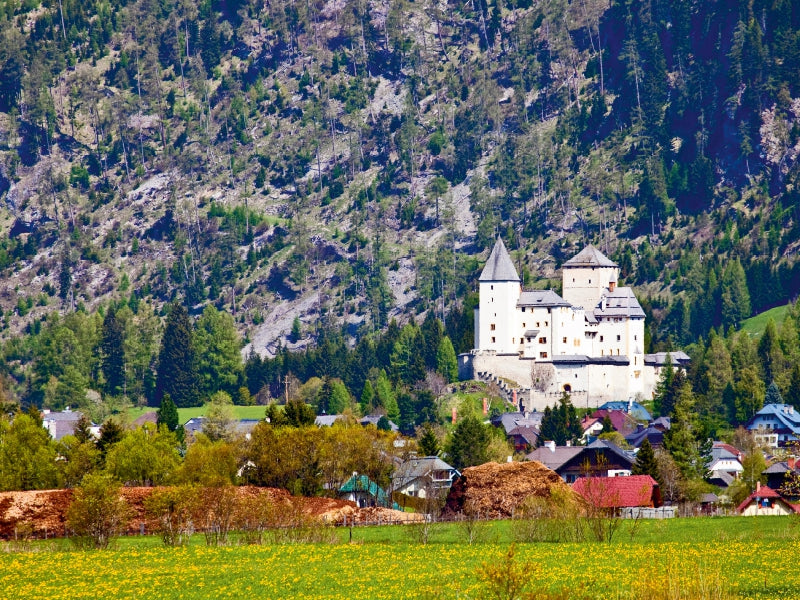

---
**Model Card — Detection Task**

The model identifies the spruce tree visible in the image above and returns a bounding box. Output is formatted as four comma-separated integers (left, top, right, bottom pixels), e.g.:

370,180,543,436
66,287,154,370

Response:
436,336,459,383
631,439,660,484
155,303,200,408
418,423,440,457
101,306,126,396
157,393,179,432
446,414,490,470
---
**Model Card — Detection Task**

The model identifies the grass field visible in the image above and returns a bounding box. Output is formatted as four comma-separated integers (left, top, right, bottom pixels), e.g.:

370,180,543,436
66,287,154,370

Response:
124,404,268,424
3,517,800,599
741,304,790,337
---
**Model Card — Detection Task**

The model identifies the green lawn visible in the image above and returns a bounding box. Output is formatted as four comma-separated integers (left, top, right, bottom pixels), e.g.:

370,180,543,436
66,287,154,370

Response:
4,517,800,599
124,404,267,424
741,304,790,337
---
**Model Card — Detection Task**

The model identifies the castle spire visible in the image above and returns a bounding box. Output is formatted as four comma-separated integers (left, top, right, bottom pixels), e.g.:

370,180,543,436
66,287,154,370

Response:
479,237,520,282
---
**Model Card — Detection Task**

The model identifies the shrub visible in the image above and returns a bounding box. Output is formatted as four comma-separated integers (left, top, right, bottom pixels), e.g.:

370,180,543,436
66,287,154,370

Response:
143,485,198,547
66,473,130,549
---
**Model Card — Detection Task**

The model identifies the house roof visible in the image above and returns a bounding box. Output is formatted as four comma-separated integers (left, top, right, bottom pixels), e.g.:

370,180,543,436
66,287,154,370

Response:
360,414,399,432
507,426,539,445
525,446,583,470
315,414,345,427
591,410,640,437
492,411,543,435
339,474,389,501
736,485,800,513
625,426,664,449
746,404,800,435
572,475,659,508
562,245,617,268
585,438,635,466
598,401,652,422
593,287,646,319
707,471,736,488
763,460,798,475
41,409,82,422
392,456,458,488
479,237,520,282
518,290,569,308
644,351,692,367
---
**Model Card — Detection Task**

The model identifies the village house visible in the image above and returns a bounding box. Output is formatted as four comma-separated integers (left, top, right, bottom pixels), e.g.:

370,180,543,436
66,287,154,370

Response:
746,403,800,447
737,483,800,516
572,474,662,510
526,439,634,483
459,240,690,410
391,456,459,498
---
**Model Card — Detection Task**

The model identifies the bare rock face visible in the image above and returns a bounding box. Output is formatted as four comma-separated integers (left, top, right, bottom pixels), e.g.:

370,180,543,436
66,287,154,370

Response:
444,460,574,519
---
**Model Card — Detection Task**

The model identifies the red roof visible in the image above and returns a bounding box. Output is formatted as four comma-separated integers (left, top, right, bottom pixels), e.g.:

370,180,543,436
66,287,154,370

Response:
590,409,639,436
572,475,660,508
735,485,800,513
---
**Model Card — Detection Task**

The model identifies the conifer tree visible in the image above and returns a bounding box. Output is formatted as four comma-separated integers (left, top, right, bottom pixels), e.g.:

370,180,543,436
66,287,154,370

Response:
446,414,490,470
155,303,200,408
418,423,440,457
157,393,179,432
631,439,660,484
101,306,126,396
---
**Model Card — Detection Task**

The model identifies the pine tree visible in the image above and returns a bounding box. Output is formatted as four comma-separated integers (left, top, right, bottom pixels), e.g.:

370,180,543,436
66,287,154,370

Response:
631,439,660,484
73,414,94,444
101,306,126,396
765,381,783,405
155,303,200,408
360,380,375,413
446,414,490,470
418,423,440,457
786,364,800,410
157,393,179,432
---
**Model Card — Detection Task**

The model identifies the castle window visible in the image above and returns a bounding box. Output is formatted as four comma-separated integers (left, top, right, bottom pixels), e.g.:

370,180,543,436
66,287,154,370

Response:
513,338,516,344
536,322,540,327
491,285,494,290
522,323,526,328
490,324,496,331
562,337,567,344
616,335,621,341
540,352,548,358
589,279,592,283
601,350,604,356
491,337,496,343
600,335,604,342
539,337,547,344
522,307,526,312
634,335,637,340
545,321,549,326
634,356,637,365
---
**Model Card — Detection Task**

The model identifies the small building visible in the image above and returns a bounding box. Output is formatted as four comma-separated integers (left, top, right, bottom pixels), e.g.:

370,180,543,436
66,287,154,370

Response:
360,414,399,432
706,442,743,486
625,424,664,449
41,408,94,440
392,456,459,498
338,474,393,508
526,439,634,483
763,459,800,494
315,414,345,427
737,484,800,516
746,403,800,447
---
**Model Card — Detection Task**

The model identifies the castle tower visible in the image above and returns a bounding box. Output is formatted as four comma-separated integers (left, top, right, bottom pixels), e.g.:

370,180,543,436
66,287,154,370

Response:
561,245,619,310
475,237,521,354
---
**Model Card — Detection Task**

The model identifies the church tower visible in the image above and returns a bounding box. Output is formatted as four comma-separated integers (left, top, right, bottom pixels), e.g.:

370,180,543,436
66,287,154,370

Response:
475,237,521,354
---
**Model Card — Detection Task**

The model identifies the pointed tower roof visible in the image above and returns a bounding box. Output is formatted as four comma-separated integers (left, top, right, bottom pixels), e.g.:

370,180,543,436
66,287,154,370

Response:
479,238,520,282
563,245,617,268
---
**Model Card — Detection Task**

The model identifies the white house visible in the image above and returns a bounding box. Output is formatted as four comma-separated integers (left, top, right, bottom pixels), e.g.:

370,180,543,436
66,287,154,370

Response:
461,240,689,410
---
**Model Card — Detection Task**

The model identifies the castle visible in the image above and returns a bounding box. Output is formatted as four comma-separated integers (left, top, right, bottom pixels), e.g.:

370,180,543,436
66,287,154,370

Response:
459,239,688,411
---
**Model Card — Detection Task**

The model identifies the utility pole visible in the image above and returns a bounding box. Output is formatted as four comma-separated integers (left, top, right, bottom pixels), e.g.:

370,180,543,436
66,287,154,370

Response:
283,375,290,404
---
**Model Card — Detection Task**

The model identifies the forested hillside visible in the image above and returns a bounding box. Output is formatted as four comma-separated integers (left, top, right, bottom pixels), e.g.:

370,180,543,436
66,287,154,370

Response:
1,0,800,422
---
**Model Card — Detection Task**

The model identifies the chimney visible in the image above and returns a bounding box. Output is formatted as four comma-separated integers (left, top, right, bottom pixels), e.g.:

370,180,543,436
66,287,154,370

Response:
545,440,556,452
566,440,572,447
609,281,616,292
756,481,761,493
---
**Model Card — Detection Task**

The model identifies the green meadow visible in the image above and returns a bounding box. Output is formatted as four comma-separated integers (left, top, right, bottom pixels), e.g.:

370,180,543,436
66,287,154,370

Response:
3,517,800,599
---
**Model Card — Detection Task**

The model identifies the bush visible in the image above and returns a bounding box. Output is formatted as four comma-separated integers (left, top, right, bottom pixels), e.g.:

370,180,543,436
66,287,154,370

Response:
66,473,130,549
144,485,198,547
513,487,584,543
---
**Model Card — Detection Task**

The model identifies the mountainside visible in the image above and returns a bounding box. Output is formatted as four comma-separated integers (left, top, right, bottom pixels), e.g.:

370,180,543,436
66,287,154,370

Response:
2,0,800,401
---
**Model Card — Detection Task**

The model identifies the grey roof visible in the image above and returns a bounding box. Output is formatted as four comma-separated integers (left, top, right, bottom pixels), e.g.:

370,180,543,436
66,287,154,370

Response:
585,438,635,466
479,238,520,282
764,461,796,475
707,471,736,488
593,287,646,319
507,426,540,445
360,414,399,432
644,351,691,367
392,456,458,488
562,245,617,268
518,290,569,308
526,446,583,470
493,411,543,435
41,410,82,422
315,414,345,427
